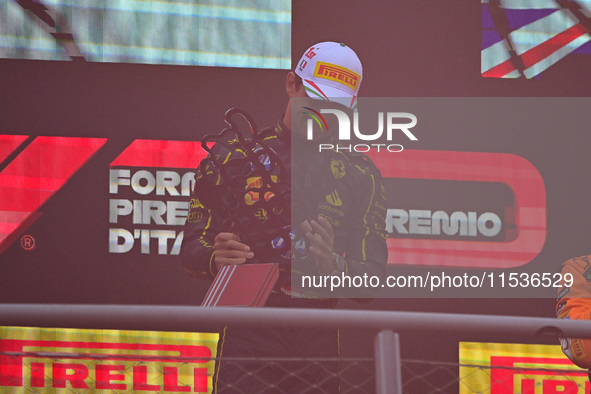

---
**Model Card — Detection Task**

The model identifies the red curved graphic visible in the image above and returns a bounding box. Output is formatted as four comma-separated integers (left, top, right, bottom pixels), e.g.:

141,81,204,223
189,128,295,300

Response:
367,149,546,269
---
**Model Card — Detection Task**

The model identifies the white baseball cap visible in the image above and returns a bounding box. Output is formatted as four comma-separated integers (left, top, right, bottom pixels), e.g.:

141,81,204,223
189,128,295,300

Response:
294,42,363,110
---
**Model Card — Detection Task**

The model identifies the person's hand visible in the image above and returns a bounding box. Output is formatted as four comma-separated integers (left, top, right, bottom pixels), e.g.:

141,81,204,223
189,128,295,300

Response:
302,216,334,274
213,232,254,271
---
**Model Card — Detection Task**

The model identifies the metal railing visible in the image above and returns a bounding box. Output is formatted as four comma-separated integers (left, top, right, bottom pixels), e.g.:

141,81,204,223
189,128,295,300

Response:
2,304,591,393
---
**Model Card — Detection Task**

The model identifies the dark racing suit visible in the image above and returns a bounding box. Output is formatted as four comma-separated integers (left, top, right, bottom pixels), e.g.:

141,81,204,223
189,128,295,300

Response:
181,120,388,393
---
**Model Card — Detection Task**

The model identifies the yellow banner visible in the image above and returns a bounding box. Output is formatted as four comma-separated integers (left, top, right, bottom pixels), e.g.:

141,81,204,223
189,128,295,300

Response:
460,342,588,394
0,326,219,393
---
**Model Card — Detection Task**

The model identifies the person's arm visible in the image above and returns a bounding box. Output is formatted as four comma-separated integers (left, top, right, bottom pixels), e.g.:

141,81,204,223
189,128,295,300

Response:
339,166,388,280
181,158,255,280
557,256,591,319
180,176,223,279
303,163,388,296
556,256,591,369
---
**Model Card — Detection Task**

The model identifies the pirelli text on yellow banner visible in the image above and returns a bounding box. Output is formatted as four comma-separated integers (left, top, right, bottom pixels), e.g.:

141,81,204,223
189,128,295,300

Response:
460,342,589,393
0,326,219,393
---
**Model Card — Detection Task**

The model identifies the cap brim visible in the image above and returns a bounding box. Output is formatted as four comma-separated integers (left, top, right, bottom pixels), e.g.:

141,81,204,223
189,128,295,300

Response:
302,79,358,111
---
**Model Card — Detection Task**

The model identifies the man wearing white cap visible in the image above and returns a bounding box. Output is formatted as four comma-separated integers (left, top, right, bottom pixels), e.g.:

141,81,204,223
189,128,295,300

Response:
182,42,388,393
295,41,362,110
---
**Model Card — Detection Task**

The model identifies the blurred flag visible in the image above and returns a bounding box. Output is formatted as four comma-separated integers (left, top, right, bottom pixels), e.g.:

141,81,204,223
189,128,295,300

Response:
482,0,591,78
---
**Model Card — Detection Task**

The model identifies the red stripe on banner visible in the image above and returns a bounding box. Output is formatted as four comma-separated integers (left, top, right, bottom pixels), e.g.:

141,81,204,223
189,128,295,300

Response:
367,149,546,204
0,137,107,252
0,339,212,361
110,140,208,168
0,135,28,163
0,187,54,212
483,23,589,78
482,58,517,78
0,211,30,236
520,23,588,68
367,149,546,268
